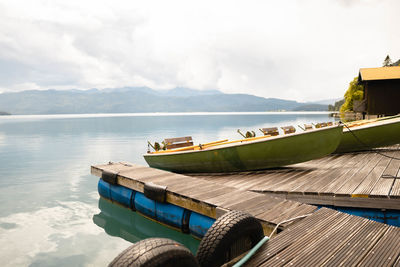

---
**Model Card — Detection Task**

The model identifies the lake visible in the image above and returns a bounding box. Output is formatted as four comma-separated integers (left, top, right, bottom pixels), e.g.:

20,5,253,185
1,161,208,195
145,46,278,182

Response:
0,112,334,266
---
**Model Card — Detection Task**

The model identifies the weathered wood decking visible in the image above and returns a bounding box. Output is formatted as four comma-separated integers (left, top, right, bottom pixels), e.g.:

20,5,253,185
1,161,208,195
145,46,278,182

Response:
191,147,400,210
91,149,400,266
91,162,318,235
247,207,400,266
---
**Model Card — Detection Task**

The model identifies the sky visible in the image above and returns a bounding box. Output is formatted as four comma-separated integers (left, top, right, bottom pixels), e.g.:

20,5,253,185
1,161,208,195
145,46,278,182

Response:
0,0,399,102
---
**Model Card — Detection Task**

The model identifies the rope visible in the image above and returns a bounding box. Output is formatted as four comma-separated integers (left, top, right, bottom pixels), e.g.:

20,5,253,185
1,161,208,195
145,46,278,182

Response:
341,122,400,161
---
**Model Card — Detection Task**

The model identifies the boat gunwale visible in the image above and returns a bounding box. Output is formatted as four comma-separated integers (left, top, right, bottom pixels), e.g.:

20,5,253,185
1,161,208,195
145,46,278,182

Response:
144,125,343,157
343,116,400,132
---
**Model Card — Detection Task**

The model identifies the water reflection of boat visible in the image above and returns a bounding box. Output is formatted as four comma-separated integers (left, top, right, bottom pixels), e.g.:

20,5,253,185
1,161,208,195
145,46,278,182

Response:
144,125,343,173
93,198,200,254
335,115,400,153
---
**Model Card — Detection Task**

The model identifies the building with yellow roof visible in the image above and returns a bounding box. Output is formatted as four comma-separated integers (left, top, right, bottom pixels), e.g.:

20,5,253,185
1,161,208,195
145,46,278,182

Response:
355,66,400,116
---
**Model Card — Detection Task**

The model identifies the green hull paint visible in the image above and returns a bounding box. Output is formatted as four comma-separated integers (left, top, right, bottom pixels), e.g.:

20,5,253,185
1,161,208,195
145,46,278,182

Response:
144,126,343,173
335,117,400,153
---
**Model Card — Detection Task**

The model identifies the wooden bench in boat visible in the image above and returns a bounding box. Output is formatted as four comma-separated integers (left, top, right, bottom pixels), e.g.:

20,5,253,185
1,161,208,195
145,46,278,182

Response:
164,136,194,149
304,124,313,130
314,122,334,128
260,127,279,136
281,126,296,134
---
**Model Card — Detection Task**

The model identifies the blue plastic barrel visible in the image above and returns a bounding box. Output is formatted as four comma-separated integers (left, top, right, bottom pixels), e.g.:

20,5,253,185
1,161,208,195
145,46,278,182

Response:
189,212,215,238
134,192,156,219
110,183,134,209
98,179,111,200
155,202,185,229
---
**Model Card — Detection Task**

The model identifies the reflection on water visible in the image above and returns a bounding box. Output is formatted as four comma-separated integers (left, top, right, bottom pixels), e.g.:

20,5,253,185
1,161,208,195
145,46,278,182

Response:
0,112,333,266
93,198,200,254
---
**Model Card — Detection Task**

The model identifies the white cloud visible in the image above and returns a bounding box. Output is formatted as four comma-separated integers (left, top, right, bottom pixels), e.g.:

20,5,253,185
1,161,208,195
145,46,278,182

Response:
0,0,399,101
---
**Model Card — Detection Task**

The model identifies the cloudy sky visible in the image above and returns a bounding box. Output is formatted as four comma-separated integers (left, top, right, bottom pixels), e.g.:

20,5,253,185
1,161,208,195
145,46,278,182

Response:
0,0,399,101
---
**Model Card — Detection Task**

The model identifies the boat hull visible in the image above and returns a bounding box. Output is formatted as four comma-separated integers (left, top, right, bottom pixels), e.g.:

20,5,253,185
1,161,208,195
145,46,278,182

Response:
144,126,343,173
335,117,400,153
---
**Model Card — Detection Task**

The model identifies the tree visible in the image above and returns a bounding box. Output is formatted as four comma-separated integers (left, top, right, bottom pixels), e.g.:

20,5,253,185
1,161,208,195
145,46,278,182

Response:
328,99,344,111
340,77,364,113
383,55,392,67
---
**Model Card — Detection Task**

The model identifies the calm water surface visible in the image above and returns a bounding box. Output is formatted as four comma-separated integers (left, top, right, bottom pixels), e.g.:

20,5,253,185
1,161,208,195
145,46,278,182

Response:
0,112,334,266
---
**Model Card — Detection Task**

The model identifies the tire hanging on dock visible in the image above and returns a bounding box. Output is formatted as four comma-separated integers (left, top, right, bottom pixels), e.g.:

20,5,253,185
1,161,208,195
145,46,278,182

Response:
109,238,199,267
196,210,264,267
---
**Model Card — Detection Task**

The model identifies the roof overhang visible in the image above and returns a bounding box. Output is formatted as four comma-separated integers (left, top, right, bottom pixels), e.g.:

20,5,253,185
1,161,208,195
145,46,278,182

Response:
358,66,400,83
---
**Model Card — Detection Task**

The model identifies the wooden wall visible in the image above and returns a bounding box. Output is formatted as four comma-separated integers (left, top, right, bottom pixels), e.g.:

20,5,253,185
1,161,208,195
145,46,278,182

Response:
365,79,400,115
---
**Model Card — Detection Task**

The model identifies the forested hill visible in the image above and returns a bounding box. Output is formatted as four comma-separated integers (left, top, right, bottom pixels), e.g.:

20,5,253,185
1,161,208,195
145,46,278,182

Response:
0,87,328,115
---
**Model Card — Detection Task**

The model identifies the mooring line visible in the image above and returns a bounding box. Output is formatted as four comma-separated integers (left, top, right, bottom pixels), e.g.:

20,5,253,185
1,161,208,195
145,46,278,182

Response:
341,122,400,161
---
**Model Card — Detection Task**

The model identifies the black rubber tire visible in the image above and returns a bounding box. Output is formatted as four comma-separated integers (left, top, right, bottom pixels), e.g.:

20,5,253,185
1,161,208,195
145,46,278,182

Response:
109,238,199,267
196,210,264,267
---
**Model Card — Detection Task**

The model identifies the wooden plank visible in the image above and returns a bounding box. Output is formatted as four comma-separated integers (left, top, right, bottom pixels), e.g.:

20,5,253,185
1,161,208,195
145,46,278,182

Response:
217,172,267,188
334,152,382,196
391,179,400,198
222,169,290,191
244,197,286,217
166,178,207,193
351,156,392,195
182,183,221,198
318,151,372,195
286,193,334,206
193,187,236,202
269,169,314,193
255,169,312,193
320,219,387,267
282,155,346,194
214,190,260,207
257,212,353,266
230,170,294,190
369,157,398,198
257,200,302,222
224,195,271,211
301,153,356,194
283,215,371,266
91,162,142,176
145,173,194,188
357,226,400,267
247,208,342,267
272,204,318,226
201,191,242,206
334,196,400,210
370,150,400,197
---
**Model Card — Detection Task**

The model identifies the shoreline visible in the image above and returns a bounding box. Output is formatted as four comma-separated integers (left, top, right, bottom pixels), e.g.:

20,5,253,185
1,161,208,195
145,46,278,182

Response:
0,111,337,120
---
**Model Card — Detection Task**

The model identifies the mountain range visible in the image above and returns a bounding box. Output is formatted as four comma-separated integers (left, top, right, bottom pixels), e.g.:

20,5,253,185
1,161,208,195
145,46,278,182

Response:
0,87,330,115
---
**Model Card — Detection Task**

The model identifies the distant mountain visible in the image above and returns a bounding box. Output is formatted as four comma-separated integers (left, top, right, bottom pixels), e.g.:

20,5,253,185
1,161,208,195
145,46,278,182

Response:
0,111,11,115
0,87,329,114
292,104,328,111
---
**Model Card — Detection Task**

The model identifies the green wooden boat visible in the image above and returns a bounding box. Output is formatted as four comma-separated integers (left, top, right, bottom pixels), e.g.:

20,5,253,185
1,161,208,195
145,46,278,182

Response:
144,125,343,173
334,115,400,153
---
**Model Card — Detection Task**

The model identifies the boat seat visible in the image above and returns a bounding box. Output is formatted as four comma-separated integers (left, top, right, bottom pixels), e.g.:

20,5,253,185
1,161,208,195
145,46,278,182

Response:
260,127,279,136
304,124,313,130
315,122,328,128
164,136,194,150
281,126,296,134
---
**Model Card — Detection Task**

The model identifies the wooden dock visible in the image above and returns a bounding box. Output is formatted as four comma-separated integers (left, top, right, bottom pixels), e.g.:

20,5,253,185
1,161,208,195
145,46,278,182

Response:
191,147,400,210
91,154,400,266
91,162,318,235
247,207,400,266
